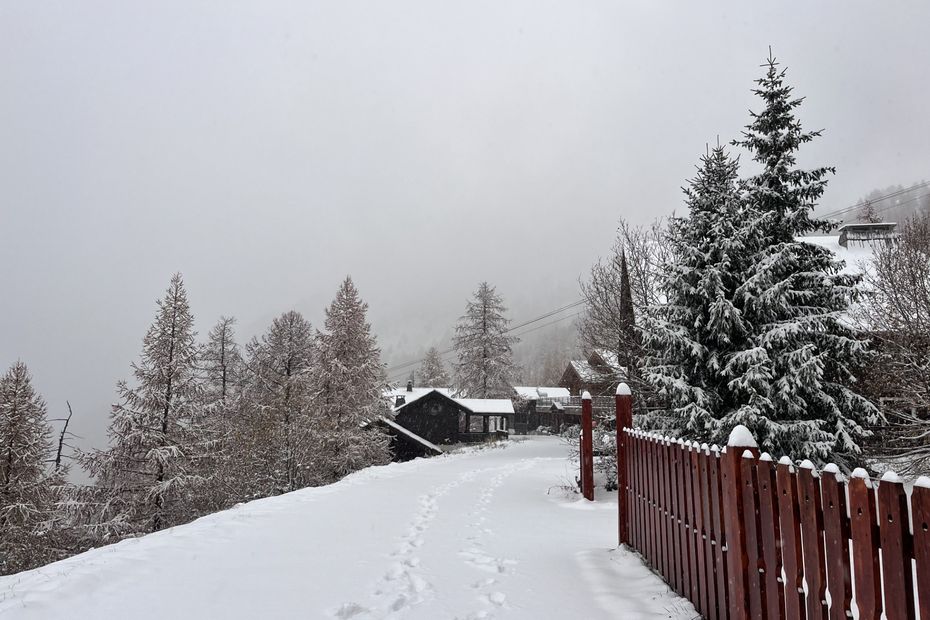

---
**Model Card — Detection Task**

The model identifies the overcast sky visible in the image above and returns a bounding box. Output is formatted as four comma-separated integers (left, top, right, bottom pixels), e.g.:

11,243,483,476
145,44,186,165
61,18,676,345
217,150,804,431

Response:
2,1,929,458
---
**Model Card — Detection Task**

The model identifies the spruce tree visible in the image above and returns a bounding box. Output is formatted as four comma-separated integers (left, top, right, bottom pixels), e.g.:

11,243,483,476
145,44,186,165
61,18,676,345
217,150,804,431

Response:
418,347,450,388
726,53,879,462
312,277,390,484
0,362,56,575
452,282,518,398
81,274,205,535
644,145,749,438
240,311,316,496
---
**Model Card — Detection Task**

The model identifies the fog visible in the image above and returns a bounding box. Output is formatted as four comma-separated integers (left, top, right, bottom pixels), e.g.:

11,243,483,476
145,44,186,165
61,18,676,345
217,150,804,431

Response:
2,1,929,459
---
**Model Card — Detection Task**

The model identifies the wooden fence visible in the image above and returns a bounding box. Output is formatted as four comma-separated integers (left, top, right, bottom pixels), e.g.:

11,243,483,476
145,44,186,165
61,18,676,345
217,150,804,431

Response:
611,385,930,620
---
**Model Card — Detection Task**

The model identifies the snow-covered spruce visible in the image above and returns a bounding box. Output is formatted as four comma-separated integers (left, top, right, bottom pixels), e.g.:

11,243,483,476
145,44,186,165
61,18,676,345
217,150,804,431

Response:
643,144,750,439
725,53,879,463
643,54,879,465
452,282,518,398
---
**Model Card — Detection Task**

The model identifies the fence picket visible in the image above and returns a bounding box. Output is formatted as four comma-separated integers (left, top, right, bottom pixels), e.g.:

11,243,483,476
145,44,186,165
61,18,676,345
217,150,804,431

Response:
913,479,930,620
776,460,805,620
689,444,706,616
821,466,851,620
798,463,828,620
756,456,784,620
877,473,915,620
740,453,765,620
709,447,728,618
699,446,719,620
848,473,882,620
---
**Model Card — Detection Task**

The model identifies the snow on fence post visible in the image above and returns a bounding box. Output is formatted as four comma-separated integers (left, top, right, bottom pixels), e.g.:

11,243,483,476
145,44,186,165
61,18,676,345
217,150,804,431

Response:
615,383,633,545
580,391,594,501
720,425,758,620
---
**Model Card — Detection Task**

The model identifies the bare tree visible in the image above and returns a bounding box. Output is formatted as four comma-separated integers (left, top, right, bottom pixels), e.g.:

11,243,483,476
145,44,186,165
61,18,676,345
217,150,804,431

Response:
857,213,930,473
579,217,671,403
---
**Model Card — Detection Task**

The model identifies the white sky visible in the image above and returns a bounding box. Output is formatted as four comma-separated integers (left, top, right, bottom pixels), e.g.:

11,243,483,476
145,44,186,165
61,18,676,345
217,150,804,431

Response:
2,1,929,457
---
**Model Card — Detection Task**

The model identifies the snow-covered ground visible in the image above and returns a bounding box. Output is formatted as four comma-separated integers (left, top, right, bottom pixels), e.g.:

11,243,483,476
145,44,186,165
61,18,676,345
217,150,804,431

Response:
0,437,694,619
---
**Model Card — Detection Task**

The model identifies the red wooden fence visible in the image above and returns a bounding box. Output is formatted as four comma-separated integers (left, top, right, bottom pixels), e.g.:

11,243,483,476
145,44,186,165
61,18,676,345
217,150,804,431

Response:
613,385,930,620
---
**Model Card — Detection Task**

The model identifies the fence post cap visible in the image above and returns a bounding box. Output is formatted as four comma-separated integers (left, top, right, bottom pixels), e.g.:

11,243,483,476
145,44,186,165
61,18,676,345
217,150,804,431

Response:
778,455,793,466
726,424,758,448
915,475,930,489
759,452,772,461
581,390,591,400
851,467,870,478
616,382,632,396
880,470,901,484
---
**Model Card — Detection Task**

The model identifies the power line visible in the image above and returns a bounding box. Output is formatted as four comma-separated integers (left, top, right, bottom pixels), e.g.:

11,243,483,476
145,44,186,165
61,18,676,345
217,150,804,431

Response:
385,299,585,380
818,180,930,220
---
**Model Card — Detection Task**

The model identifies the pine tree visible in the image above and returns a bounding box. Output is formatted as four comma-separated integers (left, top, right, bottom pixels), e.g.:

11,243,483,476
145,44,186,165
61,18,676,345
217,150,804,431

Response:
418,347,450,388
312,277,390,484
0,362,57,575
725,53,879,462
644,145,749,437
453,282,518,398
81,274,205,536
239,311,316,496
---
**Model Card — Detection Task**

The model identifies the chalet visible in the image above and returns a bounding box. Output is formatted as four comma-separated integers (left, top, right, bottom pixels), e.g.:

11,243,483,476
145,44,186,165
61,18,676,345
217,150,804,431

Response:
380,383,514,459
837,222,897,248
511,386,571,434
559,349,627,397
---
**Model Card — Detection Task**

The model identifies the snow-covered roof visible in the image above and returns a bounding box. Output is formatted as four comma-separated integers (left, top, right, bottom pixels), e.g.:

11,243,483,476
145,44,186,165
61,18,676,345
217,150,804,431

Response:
383,386,453,410
592,349,625,373
454,399,515,415
800,236,876,276
379,416,443,455
388,388,514,415
513,386,571,400
568,360,611,383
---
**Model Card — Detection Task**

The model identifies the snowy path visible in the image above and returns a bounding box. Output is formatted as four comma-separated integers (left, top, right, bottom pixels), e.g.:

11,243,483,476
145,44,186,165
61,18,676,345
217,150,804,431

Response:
0,437,695,619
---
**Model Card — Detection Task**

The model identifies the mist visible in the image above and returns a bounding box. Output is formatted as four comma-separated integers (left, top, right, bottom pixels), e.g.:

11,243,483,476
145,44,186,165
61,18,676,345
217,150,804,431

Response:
2,1,930,460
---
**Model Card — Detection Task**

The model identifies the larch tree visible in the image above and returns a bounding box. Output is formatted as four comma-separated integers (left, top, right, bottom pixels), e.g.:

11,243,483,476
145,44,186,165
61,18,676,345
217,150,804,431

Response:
239,310,316,496
643,145,750,437
0,362,57,575
198,316,245,510
725,53,879,463
81,273,205,536
452,282,518,398
418,347,450,388
311,277,390,485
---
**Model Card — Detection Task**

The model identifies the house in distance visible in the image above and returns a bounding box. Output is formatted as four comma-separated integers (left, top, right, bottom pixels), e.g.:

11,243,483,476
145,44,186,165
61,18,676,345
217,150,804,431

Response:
380,382,515,460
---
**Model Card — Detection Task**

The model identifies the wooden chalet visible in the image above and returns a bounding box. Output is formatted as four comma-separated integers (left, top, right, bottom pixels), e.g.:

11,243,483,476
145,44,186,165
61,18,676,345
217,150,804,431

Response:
559,349,627,397
381,383,514,457
511,386,572,434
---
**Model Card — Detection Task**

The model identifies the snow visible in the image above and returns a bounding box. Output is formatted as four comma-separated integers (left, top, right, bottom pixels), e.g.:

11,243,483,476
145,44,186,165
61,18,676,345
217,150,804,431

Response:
615,383,631,396
512,386,570,400
582,391,592,400
386,388,514,415
454,399,515,415
778,456,793,466
880,470,902,484
0,437,693,620
800,235,876,276
915,476,930,489
726,424,758,448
